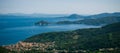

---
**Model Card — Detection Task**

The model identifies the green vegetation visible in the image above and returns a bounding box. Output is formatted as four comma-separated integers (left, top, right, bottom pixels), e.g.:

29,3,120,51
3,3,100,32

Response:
0,46,14,53
24,22,120,52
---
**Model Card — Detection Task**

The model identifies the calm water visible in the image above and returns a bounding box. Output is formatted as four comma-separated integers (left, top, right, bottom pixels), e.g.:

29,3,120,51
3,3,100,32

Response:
0,17,100,45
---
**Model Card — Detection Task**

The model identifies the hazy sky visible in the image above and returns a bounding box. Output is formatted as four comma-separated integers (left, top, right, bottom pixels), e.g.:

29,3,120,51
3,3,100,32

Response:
0,0,120,14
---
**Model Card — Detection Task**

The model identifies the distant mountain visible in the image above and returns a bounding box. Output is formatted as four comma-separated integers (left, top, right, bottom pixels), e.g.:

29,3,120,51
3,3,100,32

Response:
0,13,68,18
87,12,120,19
57,12,120,19
56,16,120,25
23,22,120,52
30,13,68,17
32,12,120,26
1,12,120,18
67,14,85,19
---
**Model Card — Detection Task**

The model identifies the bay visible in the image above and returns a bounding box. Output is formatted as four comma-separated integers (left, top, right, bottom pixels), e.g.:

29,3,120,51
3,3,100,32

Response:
0,17,100,45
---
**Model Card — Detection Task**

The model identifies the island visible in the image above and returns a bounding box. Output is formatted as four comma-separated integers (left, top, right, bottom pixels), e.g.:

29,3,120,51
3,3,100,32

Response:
35,20,49,26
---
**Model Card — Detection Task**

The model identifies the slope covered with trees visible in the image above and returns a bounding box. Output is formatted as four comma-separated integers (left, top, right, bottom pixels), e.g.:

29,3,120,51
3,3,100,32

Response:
24,22,120,52
0,46,14,53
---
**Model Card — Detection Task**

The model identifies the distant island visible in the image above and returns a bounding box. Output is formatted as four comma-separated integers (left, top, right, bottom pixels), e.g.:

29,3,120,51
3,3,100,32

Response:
35,12,120,26
35,20,49,26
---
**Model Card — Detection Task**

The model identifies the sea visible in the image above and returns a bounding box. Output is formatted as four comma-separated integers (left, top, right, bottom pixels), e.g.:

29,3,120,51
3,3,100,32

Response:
0,16,100,45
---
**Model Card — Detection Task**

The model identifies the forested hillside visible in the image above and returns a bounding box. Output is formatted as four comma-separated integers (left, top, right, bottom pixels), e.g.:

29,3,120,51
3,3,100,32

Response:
24,22,120,52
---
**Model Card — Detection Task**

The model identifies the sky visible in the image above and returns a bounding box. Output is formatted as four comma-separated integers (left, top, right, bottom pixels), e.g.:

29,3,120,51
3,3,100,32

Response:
0,0,120,14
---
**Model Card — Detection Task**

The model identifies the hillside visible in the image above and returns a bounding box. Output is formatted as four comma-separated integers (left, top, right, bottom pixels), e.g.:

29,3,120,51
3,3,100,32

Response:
23,22,120,52
87,12,120,18
66,14,85,19
57,16,120,25
0,46,14,53
34,12,120,26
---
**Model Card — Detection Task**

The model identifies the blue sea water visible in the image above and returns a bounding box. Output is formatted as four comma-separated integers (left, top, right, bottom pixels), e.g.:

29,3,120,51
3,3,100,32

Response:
0,17,100,45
